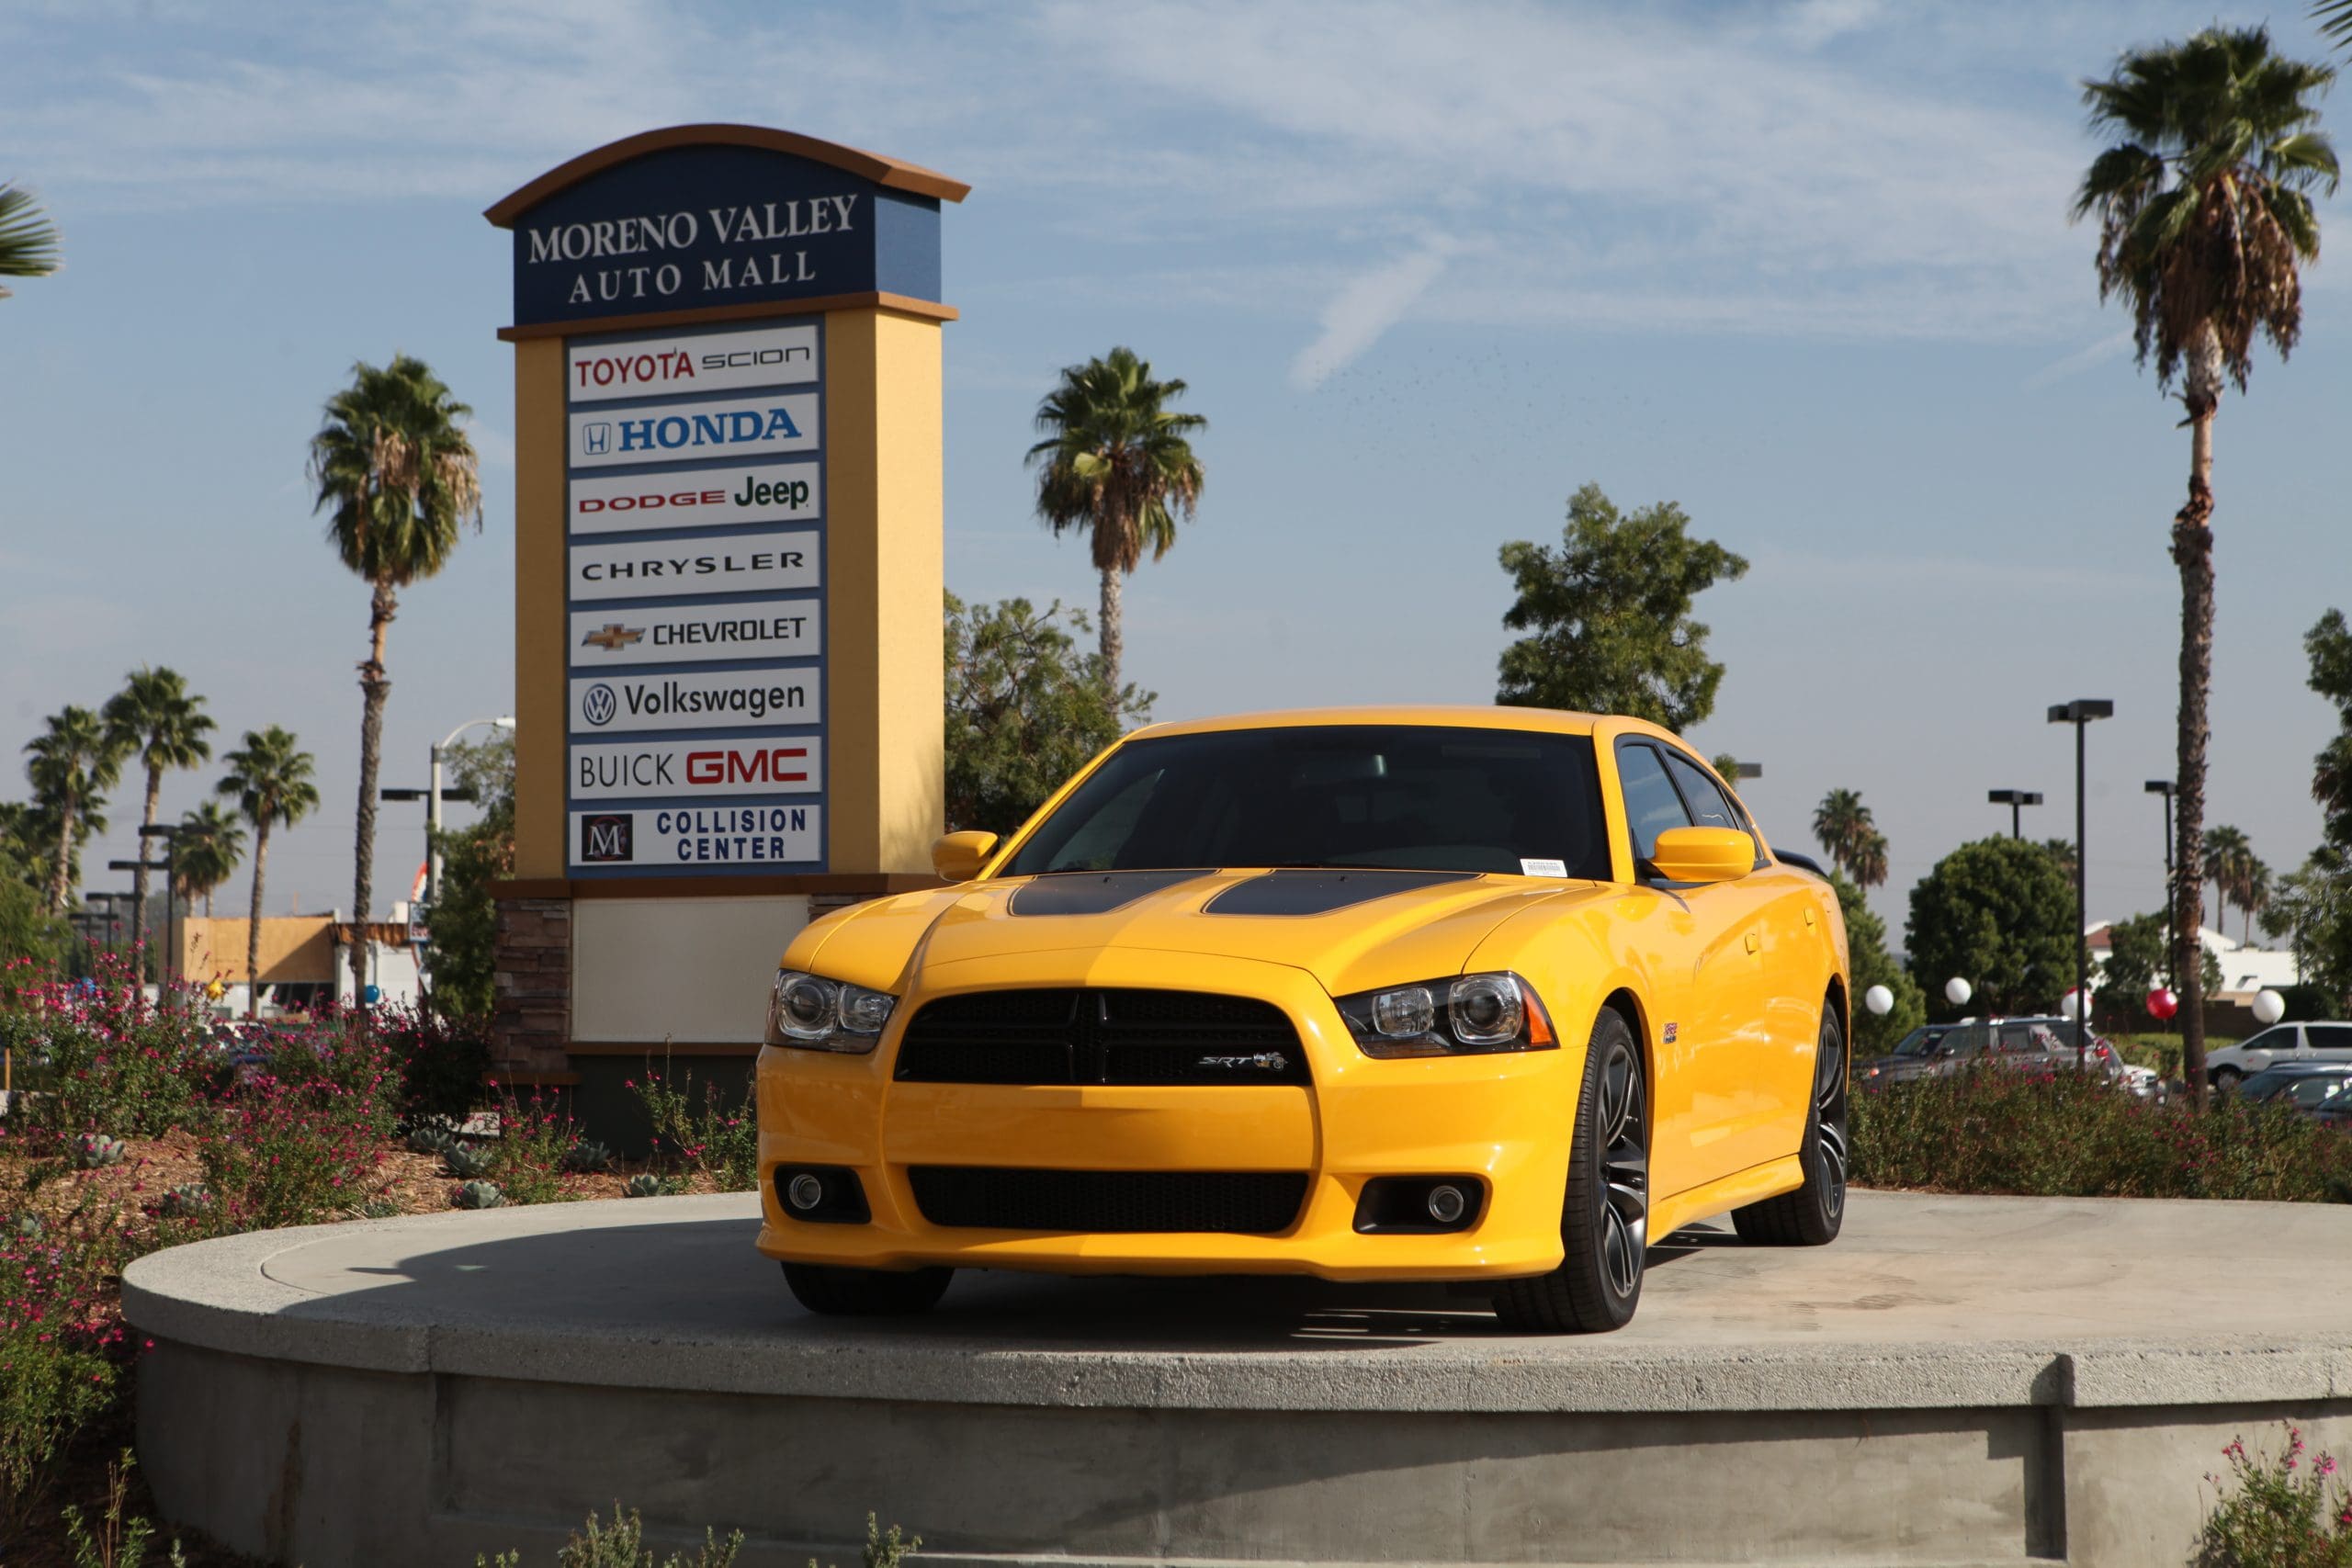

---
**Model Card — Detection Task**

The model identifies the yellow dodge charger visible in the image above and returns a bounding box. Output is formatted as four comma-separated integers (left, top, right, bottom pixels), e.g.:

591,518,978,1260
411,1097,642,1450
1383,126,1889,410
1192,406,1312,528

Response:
756,706,1850,1332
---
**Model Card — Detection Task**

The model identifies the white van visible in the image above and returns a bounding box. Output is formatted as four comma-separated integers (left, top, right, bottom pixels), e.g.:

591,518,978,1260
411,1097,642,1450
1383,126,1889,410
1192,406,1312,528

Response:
2206,1021,2352,1090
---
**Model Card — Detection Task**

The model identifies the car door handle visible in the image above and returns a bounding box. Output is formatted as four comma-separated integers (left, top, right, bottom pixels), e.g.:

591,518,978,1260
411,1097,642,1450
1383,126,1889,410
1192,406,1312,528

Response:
1744,931,1760,954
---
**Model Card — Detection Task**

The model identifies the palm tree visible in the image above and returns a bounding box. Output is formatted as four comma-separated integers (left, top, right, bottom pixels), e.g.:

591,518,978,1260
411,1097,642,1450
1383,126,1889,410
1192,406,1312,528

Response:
2237,857,2273,946
0,182,60,299
175,800,245,918
1849,829,1890,891
309,355,482,996
102,667,215,970
23,706,124,914
218,728,319,1019
2203,825,2252,935
1811,789,1877,881
1026,347,1207,693
2075,26,2337,1098
2042,838,2081,886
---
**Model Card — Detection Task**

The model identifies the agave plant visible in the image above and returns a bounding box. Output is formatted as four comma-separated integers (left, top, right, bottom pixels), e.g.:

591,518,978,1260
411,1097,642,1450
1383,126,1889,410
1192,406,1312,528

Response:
11,1213,42,1241
442,1143,495,1179
623,1173,684,1199
159,1182,213,1219
74,1134,128,1169
405,1121,461,1156
562,1139,616,1174
453,1180,506,1211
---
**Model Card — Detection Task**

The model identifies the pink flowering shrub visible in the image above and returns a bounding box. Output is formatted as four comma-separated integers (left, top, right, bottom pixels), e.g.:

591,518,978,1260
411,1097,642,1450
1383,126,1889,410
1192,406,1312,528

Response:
1851,1068,2352,1203
0,1200,132,1524
0,953,215,1141
193,1033,399,1232
483,1089,585,1206
631,1066,757,1191
2199,1424,2352,1566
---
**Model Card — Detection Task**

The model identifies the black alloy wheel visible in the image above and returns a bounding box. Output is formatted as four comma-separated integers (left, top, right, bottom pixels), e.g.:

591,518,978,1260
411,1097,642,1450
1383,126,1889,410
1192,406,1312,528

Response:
1492,1008,1647,1333
781,1262,954,1316
1733,1003,1848,1247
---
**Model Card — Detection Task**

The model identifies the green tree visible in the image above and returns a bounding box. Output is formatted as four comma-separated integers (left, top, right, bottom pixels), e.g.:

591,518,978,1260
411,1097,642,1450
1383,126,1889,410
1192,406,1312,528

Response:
2271,606,2352,1007
0,874,63,967
2310,609,2352,845
309,355,482,996
101,666,215,971
0,182,60,298
1829,871,1922,1056
944,593,1152,837
2075,25,2338,1098
1026,347,1207,694
424,731,514,1019
1496,483,1748,728
218,728,320,1018
1905,837,2079,1019
2099,910,2220,1018
175,799,245,918
23,706,125,915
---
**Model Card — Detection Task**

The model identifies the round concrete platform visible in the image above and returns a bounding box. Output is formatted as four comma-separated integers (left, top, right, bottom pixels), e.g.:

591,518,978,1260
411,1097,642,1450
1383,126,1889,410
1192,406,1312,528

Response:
125,1190,2352,1567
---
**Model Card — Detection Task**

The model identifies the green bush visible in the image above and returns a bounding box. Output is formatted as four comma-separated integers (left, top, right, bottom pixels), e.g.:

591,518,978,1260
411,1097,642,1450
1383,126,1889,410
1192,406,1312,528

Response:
2197,1424,2352,1566
631,1067,756,1191
0,1205,130,1529
1851,1067,2352,1202
485,1093,583,1206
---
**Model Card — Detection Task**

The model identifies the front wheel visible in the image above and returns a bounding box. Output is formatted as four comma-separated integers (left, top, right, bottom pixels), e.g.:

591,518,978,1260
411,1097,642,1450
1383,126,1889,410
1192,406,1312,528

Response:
2211,1066,2243,1094
782,1262,953,1316
1492,1008,1647,1334
1732,1004,1848,1247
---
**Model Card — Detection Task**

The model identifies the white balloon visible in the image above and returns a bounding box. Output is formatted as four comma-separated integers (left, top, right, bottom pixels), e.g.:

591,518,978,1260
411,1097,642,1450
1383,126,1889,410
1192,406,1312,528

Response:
1945,977,1973,1007
2253,989,2286,1025
2059,989,2088,1022
1864,984,1894,1017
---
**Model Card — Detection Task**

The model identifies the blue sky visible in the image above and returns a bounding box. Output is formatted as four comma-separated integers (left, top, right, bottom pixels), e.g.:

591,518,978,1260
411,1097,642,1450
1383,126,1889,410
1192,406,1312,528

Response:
3,0,2348,941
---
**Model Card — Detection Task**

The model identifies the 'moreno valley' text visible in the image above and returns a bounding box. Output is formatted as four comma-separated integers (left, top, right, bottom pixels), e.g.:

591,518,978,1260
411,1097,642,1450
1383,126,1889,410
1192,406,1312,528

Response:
526,198,861,307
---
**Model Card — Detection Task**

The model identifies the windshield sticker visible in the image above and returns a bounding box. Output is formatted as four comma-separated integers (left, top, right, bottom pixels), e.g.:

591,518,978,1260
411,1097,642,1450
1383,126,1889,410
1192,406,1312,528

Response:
1520,858,1567,877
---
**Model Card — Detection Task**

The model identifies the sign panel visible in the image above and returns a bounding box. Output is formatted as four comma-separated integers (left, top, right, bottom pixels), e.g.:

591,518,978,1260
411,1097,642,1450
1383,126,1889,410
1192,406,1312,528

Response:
568,466,820,536
569,603,820,669
571,670,820,734
569,323,819,402
571,739,822,799
570,531,818,602
570,804,822,871
570,391,819,469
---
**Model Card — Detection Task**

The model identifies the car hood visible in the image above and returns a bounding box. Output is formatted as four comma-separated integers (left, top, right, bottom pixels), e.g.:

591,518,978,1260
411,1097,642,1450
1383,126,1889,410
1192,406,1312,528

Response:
795,868,1610,998
1857,1053,1943,1081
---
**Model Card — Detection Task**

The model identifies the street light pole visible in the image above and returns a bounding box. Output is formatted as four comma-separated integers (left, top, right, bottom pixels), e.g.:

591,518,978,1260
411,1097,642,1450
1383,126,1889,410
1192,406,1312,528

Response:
2047,701,2114,1067
426,715,514,908
136,824,185,988
2145,780,2177,990
1987,789,2043,841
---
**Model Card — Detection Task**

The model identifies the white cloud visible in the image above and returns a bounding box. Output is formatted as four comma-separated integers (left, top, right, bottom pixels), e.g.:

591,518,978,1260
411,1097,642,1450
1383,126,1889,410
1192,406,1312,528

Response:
2023,331,2135,389
1289,238,1457,390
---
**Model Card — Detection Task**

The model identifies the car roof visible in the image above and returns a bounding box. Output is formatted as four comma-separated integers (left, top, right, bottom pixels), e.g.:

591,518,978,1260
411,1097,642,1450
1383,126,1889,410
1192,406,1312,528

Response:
1125,705,1615,741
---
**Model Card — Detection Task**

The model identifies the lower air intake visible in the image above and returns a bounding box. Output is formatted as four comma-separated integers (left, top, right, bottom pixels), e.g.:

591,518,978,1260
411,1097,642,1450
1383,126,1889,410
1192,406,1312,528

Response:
906,1167,1308,1235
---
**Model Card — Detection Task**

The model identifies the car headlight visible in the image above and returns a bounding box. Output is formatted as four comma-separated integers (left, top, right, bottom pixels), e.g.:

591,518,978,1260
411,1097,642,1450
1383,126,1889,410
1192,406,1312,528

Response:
1335,972,1556,1058
767,969,897,1054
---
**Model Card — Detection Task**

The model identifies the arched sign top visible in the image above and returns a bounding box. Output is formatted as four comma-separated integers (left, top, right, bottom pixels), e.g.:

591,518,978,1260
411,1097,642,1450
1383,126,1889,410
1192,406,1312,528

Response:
487,124,967,334
485,124,969,223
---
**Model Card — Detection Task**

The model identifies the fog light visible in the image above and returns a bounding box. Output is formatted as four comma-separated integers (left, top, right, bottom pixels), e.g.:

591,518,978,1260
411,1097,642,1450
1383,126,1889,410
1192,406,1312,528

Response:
786,1173,825,1212
1427,1184,1468,1224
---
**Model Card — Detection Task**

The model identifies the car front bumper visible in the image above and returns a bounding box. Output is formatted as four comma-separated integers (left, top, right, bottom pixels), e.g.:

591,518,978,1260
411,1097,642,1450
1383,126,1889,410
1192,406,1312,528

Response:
753,951,1581,1282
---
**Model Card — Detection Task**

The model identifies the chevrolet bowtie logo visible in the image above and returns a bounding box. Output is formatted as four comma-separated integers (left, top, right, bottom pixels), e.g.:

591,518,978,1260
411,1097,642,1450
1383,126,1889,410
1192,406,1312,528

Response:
581,623,645,651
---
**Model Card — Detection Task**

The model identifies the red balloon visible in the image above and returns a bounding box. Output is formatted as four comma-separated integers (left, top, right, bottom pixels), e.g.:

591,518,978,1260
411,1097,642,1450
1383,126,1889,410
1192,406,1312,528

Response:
2146,987,2179,1021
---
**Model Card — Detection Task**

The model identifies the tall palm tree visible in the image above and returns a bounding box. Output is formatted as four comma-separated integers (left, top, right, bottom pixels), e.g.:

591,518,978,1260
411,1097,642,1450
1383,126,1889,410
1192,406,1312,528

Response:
102,667,215,969
2075,26,2337,1098
218,728,319,1019
1811,788,1876,881
1849,829,1890,891
175,800,246,919
309,355,482,996
1026,347,1207,693
2237,857,2272,946
23,706,124,914
0,182,60,299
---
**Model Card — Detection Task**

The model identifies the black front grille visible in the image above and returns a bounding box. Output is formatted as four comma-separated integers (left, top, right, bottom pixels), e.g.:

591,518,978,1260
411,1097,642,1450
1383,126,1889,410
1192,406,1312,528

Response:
908,1167,1309,1234
894,988,1309,1086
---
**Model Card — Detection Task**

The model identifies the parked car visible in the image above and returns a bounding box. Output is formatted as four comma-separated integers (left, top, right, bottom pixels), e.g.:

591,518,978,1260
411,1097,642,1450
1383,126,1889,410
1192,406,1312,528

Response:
2204,1021,2352,1091
2233,1061,2352,1113
1857,1017,2122,1089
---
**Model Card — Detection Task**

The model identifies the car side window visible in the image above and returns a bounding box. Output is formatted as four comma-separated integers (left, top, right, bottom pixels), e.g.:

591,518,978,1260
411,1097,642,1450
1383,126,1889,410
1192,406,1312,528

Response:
2306,1026,2352,1055
1615,743,1695,863
1661,752,1737,831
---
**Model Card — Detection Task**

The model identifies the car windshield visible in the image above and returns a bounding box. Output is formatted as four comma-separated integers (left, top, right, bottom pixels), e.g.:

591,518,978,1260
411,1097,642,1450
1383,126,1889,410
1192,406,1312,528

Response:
1001,725,1613,879
1891,1027,1950,1057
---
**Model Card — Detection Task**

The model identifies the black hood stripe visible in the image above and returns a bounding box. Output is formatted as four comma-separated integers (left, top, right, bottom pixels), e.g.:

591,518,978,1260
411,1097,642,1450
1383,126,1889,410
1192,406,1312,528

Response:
1005,870,1212,917
1202,869,1480,917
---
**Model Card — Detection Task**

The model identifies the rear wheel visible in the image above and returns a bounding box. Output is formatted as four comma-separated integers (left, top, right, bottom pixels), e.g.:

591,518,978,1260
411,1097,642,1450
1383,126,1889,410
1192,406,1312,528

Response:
1733,1004,1848,1246
2211,1066,2243,1094
1492,1008,1647,1334
781,1262,953,1316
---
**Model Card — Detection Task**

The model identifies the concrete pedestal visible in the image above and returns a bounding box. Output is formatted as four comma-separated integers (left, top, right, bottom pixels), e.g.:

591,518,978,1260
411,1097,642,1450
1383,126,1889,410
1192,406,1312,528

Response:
123,1191,2352,1566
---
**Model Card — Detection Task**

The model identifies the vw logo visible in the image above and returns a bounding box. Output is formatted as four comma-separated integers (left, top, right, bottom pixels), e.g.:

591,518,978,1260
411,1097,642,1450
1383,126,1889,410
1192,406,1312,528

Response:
582,682,618,728
581,421,613,456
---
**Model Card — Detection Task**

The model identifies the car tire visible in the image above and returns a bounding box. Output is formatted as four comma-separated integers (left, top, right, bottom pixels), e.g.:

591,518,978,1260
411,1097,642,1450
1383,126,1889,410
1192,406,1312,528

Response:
1492,1008,1647,1335
781,1262,953,1316
2211,1066,2243,1093
1732,1005,1848,1247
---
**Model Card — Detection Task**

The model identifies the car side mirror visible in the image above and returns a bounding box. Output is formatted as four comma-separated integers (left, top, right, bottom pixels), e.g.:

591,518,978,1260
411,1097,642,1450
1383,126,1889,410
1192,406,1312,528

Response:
932,830,1001,883
1648,826,1754,885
